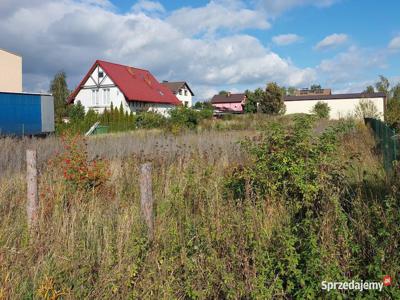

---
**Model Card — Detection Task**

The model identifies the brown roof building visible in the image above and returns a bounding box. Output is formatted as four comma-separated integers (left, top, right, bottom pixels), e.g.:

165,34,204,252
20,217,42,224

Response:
211,92,246,113
161,81,194,107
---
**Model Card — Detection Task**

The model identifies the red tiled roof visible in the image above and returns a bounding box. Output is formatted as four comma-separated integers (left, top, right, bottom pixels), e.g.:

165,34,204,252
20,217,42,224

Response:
68,60,180,105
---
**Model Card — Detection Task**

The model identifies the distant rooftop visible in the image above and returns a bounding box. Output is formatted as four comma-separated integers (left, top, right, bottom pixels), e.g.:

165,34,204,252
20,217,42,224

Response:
285,92,386,101
294,88,332,96
211,92,246,104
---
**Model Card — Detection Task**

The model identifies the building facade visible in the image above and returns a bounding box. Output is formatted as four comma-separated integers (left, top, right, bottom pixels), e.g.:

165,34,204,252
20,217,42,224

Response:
161,81,194,107
211,93,246,113
68,60,180,116
0,49,22,93
284,92,386,119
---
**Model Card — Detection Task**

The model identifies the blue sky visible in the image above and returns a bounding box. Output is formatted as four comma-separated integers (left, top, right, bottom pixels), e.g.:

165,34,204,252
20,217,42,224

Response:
1,0,400,100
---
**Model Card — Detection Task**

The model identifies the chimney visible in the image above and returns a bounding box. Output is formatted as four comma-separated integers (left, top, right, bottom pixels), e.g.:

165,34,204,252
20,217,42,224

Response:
162,80,168,83
227,92,231,97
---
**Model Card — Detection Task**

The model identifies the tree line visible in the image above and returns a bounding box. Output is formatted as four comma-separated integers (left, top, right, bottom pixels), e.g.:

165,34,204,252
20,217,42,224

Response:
50,71,400,133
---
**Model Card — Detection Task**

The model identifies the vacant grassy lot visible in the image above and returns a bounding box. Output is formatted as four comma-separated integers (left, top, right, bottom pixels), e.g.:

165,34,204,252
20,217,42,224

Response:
0,115,399,299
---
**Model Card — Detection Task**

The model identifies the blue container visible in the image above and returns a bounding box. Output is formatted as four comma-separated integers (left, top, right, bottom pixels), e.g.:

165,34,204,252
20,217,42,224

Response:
0,92,54,136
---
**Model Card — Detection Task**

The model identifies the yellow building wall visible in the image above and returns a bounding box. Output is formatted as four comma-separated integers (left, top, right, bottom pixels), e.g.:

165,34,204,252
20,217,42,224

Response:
0,49,22,92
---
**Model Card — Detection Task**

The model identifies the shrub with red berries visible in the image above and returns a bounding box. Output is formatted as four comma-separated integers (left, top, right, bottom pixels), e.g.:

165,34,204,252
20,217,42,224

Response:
50,133,110,190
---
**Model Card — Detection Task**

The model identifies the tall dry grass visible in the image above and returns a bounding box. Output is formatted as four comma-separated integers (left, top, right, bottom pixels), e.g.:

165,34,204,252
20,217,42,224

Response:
0,117,397,299
0,129,254,179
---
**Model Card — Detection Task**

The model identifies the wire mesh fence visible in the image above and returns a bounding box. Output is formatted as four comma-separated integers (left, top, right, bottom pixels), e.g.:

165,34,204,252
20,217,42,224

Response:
364,118,399,173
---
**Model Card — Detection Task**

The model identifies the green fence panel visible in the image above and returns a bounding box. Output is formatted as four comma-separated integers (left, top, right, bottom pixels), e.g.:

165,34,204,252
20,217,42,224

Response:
364,118,399,173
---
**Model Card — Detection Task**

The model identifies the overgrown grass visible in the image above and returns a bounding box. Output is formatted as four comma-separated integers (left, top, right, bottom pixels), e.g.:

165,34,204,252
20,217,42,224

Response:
0,116,398,299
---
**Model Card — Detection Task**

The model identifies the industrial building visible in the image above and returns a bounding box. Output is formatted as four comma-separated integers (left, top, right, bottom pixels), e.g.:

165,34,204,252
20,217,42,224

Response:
0,49,22,93
0,49,54,136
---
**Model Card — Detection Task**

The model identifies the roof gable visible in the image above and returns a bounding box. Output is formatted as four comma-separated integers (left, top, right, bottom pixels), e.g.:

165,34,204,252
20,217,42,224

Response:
68,60,180,105
161,81,194,96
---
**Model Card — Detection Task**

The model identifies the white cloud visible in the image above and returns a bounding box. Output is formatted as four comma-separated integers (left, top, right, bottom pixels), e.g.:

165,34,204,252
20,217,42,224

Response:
388,36,400,51
0,0,316,99
317,46,386,84
315,33,348,50
132,0,165,14
256,0,339,15
272,34,301,45
167,1,270,36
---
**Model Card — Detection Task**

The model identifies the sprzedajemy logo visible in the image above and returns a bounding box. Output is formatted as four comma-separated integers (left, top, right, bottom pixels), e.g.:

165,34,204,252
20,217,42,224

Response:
322,275,393,292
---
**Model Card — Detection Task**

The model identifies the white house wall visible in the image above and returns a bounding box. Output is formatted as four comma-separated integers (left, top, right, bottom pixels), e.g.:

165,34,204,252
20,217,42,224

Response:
75,85,127,114
284,97,385,120
176,84,192,107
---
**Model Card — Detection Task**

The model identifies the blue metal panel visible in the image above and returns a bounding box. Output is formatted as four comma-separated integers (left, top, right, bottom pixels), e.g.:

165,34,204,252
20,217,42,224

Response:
0,92,43,136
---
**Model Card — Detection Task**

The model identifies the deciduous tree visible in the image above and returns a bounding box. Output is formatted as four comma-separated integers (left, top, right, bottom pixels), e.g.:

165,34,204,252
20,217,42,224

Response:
259,82,286,115
50,71,70,122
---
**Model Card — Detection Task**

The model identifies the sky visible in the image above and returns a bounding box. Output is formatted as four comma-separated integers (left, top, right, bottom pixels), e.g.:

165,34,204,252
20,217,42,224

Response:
1,0,400,101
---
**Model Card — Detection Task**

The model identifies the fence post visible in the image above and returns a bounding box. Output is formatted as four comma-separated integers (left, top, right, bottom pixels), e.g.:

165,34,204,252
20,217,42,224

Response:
140,162,154,240
26,149,39,232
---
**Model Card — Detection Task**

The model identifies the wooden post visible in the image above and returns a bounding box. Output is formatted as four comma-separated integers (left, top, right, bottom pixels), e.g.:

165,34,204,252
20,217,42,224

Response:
140,162,154,240
26,149,39,231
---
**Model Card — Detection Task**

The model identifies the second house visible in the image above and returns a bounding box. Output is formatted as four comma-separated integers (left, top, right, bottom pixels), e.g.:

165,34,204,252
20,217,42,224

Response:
68,60,181,115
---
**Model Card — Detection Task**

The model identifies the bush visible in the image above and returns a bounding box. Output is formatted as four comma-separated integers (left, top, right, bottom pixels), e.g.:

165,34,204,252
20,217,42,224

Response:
224,116,357,298
167,106,213,132
135,111,167,129
311,101,330,119
354,99,381,119
49,133,110,191
169,106,200,129
386,99,400,131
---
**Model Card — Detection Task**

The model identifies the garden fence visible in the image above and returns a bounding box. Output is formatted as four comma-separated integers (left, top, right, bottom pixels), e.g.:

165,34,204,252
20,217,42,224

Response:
364,118,399,173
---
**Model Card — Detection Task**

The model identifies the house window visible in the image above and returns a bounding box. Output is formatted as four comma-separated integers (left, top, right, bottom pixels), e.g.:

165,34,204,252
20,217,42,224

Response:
184,101,188,107
184,90,188,96
179,89,183,95
99,71,104,78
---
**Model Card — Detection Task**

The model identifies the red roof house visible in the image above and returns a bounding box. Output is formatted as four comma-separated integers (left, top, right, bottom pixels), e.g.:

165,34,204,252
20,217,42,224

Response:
68,60,180,115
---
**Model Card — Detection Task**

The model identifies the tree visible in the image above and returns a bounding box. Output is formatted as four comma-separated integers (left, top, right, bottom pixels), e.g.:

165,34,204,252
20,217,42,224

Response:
287,87,296,96
50,71,70,122
218,90,228,96
194,101,213,110
259,82,286,115
244,88,263,113
375,75,390,96
68,101,85,123
311,101,330,119
386,83,400,131
310,84,322,91
364,85,375,94
391,83,400,101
